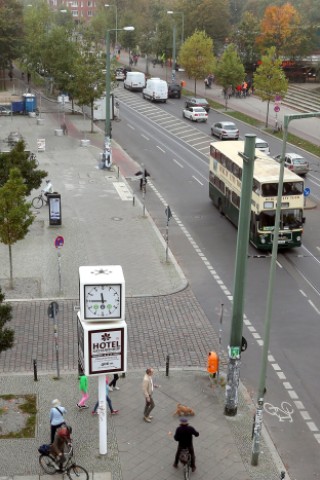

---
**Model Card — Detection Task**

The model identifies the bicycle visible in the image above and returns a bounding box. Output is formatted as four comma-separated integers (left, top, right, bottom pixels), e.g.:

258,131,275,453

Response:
32,190,48,209
39,442,89,479
179,448,192,480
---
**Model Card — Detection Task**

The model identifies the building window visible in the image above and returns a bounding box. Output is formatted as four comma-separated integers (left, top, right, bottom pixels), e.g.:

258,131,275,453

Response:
72,10,78,16
87,10,93,16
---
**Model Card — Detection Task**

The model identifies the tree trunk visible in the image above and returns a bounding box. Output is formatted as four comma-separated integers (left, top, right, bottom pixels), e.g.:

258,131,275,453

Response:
90,101,94,133
266,100,270,128
8,244,13,289
194,78,197,96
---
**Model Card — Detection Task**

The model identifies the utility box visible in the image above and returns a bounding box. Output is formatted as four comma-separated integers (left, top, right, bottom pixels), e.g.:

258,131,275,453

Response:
48,193,62,226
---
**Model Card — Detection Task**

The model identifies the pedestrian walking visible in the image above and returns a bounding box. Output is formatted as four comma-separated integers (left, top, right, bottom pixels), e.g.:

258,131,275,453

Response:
61,122,68,135
50,399,66,444
92,377,119,415
142,367,157,422
173,417,199,472
109,373,120,391
77,373,89,409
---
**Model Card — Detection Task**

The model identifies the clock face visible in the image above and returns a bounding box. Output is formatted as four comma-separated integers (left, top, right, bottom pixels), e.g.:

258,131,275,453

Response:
85,284,121,319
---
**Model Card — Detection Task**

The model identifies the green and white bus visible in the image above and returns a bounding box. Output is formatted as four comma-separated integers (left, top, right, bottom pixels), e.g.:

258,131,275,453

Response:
209,141,305,250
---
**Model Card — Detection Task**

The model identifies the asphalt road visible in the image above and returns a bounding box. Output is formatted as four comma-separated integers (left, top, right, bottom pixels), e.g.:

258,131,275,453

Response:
111,89,320,480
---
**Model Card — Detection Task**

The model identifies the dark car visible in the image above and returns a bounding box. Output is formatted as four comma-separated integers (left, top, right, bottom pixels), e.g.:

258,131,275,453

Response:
168,83,181,99
185,97,210,113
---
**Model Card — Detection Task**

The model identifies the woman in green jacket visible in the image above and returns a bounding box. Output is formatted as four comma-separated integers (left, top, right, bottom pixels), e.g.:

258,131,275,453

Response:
77,373,89,409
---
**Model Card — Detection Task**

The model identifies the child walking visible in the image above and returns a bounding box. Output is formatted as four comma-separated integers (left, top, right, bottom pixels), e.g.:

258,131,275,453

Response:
77,373,89,409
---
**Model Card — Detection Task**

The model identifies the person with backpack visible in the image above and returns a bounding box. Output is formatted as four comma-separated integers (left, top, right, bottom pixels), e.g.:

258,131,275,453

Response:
50,424,72,471
50,399,66,444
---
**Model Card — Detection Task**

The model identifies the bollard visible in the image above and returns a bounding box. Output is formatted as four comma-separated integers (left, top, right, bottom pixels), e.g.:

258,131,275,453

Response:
117,166,120,179
33,359,38,381
132,195,135,206
166,354,170,376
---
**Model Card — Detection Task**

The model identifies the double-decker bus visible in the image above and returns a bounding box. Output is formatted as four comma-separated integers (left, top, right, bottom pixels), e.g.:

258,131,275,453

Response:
209,141,305,250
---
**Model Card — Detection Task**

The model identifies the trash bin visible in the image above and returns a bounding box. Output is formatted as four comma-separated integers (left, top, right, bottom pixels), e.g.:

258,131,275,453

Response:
207,351,219,377
48,193,62,226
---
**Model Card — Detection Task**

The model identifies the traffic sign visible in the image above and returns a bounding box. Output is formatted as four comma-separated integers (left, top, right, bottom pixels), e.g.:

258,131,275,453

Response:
304,187,311,197
274,105,280,113
54,235,64,248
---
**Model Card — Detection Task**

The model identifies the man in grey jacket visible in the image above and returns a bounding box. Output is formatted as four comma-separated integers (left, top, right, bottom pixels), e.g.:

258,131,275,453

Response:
142,368,155,423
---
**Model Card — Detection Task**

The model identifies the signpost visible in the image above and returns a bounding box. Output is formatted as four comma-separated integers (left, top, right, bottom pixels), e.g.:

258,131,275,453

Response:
304,187,311,207
54,236,64,294
165,205,172,262
48,301,60,379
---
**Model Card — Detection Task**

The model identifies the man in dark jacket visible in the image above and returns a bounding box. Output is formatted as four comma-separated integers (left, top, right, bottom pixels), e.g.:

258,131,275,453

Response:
173,417,199,471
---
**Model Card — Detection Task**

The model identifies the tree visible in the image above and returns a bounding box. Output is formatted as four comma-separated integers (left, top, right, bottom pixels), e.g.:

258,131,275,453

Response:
178,30,215,95
214,43,245,109
230,12,261,72
257,3,306,58
0,169,35,289
0,287,14,354
253,46,288,127
0,141,47,196
0,0,24,89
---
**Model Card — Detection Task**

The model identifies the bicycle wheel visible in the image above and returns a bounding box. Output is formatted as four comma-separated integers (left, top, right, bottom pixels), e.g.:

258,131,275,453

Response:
67,464,89,480
39,454,57,474
32,196,44,209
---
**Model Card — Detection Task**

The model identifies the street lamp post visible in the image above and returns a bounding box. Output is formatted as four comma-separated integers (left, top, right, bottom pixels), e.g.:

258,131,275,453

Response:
105,26,134,145
251,111,320,465
167,10,184,45
105,3,118,46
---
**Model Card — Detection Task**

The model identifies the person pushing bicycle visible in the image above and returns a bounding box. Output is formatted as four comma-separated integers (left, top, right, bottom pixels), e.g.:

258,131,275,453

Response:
173,417,199,472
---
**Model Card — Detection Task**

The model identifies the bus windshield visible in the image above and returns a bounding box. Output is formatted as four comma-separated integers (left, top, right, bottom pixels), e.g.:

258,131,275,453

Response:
261,182,303,197
259,209,303,230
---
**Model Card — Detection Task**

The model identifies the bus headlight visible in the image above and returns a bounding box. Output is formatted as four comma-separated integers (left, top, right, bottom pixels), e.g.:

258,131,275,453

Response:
260,237,266,244
296,235,301,241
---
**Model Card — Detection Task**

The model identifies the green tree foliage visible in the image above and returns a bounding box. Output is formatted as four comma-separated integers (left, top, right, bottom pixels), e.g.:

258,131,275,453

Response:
214,44,245,109
0,141,47,196
253,46,288,127
177,0,230,53
0,168,35,289
230,12,261,71
0,287,14,354
0,0,24,88
178,30,215,95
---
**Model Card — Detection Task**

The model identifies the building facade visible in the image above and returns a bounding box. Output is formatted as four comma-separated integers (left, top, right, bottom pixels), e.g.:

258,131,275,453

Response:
48,0,98,22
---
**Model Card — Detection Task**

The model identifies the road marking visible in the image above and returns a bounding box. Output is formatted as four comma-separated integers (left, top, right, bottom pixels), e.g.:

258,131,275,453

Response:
156,146,165,153
299,289,307,297
308,299,320,315
173,159,183,168
192,176,203,186
288,390,299,400
301,411,311,420
141,134,149,141
307,422,319,432
127,123,135,130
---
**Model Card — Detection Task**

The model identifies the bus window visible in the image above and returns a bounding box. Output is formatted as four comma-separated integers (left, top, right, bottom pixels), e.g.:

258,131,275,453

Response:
253,179,261,194
259,211,275,229
262,183,278,196
282,209,303,228
282,182,303,195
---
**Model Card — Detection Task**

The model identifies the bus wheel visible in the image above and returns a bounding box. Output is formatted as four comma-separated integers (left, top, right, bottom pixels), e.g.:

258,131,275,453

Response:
218,199,224,215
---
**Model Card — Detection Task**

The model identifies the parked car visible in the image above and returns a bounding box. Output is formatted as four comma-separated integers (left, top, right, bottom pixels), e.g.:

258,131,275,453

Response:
0,105,11,116
7,131,24,146
167,83,181,99
274,153,309,176
255,137,270,155
211,121,239,140
115,67,126,81
182,106,208,122
185,97,210,113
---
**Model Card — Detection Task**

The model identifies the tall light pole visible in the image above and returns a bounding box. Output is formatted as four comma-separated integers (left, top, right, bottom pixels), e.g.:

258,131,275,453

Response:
105,3,118,46
251,111,320,465
167,10,185,45
105,26,134,143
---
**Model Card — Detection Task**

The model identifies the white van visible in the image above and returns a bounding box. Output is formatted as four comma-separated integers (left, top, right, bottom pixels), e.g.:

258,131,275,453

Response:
142,78,168,103
124,72,146,92
255,137,270,155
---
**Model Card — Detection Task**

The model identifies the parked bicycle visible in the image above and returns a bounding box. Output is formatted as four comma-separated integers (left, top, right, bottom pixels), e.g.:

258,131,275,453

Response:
179,448,192,480
32,180,54,209
39,442,88,479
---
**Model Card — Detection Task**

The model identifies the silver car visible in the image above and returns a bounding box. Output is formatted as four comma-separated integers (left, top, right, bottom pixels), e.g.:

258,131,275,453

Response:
274,153,309,176
211,121,239,140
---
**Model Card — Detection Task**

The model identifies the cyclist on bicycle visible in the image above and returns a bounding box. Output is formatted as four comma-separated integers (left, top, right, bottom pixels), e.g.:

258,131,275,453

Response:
173,417,199,472
50,424,71,471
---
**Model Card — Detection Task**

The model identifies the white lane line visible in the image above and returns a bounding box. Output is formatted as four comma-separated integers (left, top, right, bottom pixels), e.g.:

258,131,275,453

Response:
272,363,281,371
127,123,135,130
192,176,204,186
294,400,305,409
141,134,149,141
301,411,311,420
288,390,299,400
314,434,320,443
156,146,165,153
268,355,275,362
307,422,319,432
277,372,286,380
173,159,184,168
299,289,307,297
308,299,320,315
283,382,293,389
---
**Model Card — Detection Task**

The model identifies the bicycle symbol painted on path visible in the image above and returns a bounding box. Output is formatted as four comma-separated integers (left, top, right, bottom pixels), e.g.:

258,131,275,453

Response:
264,402,294,422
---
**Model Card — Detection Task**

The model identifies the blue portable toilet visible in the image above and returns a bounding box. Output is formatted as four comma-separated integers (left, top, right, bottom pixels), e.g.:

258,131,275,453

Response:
23,93,37,113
